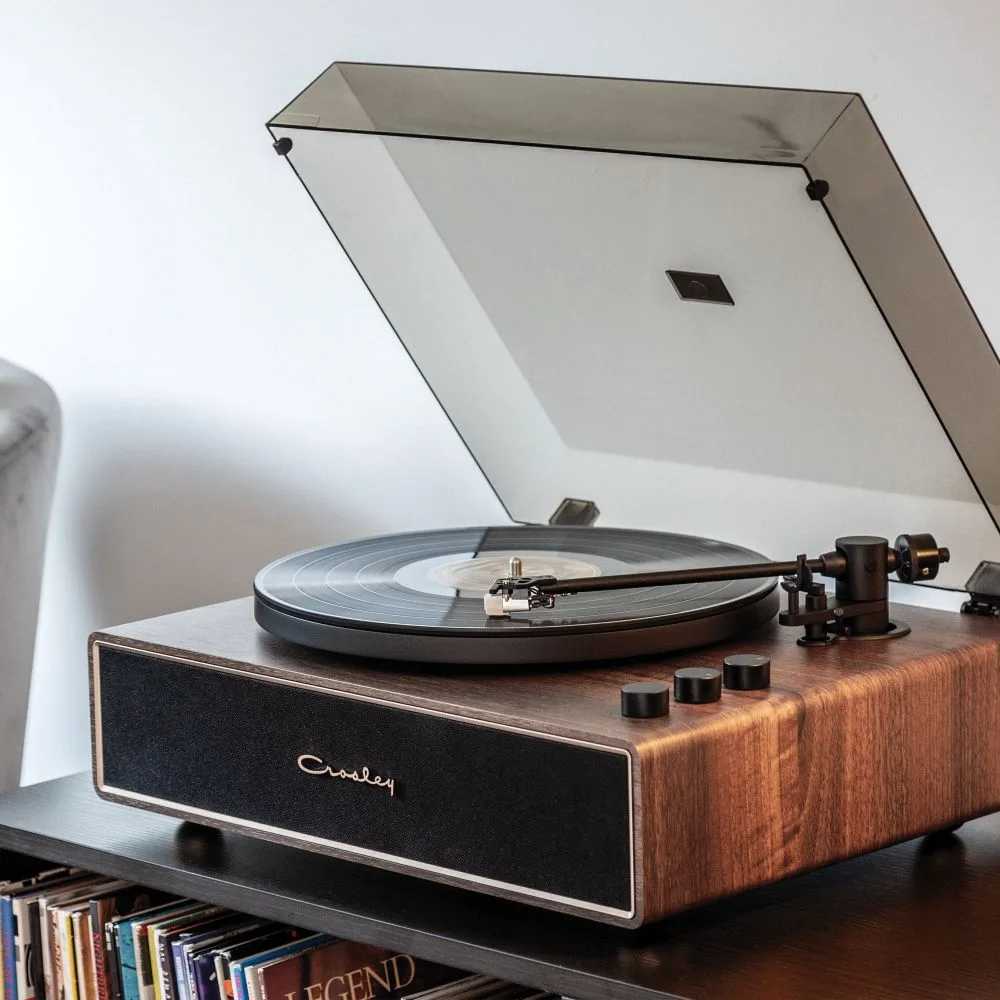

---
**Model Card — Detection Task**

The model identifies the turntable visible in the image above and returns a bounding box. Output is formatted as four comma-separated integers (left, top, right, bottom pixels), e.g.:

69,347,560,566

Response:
91,64,1000,926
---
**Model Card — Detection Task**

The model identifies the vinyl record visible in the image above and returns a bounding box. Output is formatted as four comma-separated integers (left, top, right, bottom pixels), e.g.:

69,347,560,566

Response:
253,525,779,665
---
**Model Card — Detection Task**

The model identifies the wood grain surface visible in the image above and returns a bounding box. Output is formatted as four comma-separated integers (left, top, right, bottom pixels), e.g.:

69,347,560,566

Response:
93,598,1000,925
4,773,1000,1000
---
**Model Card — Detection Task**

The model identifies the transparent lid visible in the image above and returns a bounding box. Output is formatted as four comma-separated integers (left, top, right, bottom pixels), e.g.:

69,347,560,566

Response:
269,63,1000,591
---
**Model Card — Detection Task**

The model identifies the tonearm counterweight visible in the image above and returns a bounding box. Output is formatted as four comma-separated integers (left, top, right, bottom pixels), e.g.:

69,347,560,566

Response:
485,533,949,645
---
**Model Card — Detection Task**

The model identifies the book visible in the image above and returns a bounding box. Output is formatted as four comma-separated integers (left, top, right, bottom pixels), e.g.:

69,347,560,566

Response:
26,891,46,1000
56,904,83,1000
99,921,123,1000
2,892,15,1000
251,941,462,1000
46,905,65,1000
70,913,95,1000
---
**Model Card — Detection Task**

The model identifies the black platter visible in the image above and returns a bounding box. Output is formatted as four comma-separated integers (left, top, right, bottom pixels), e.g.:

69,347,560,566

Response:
253,526,779,664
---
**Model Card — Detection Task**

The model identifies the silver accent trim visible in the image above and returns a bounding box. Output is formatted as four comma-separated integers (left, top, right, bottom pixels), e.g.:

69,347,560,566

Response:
91,639,636,921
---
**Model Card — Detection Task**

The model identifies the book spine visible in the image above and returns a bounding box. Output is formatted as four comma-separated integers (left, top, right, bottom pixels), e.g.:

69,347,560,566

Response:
89,907,106,1000
28,901,46,1000
191,955,216,1000
69,917,83,1000
131,925,153,1000
166,941,184,1000
72,913,96,1000
101,920,121,1000
0,899,5,1000
46,907,62,1000
13,898,34,1000
227,965,245,1000
39,903,55,1000
211,957,228,1000
58,913,77,1000
84,918,98,1000
176,942,198,1000
180,950,199,1000
243,969,262,1000
115,925,138,1000
2,897,18,1000
151,932,169,1000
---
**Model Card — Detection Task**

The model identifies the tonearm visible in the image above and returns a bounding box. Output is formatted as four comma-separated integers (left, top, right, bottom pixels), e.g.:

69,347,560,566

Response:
485,534,949,646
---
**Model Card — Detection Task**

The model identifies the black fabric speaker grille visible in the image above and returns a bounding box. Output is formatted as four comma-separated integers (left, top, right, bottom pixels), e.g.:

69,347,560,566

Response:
95,645,632,912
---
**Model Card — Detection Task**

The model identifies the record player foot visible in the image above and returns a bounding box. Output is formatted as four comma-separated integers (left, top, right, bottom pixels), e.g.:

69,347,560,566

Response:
175,820,227,865
925,822,964,842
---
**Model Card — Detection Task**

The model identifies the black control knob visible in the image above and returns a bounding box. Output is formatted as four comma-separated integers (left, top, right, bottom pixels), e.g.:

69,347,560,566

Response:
723,653,771,690
621,681,669,718
673,667,722,704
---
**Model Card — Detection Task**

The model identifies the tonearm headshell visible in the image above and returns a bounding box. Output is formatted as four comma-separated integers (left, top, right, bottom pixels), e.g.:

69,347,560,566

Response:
485,533,949,645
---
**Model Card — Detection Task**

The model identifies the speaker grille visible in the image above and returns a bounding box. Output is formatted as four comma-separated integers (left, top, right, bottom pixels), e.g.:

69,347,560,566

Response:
93,643,633,915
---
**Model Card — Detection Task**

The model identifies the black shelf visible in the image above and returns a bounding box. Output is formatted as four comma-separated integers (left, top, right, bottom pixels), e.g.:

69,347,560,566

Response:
2,774,1000,1000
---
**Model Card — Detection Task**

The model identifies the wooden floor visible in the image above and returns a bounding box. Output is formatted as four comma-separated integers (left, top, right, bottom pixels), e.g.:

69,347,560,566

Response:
1,774,999,999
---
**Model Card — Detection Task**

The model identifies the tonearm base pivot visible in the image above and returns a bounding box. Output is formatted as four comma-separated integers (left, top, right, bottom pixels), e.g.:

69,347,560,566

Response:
487,533,949,645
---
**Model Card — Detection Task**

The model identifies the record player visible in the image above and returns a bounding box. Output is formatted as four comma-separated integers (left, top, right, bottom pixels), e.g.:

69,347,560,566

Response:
90,64,1000,927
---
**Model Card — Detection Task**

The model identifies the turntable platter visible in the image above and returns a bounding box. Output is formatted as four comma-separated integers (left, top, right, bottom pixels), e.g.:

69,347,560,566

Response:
253,526,780,664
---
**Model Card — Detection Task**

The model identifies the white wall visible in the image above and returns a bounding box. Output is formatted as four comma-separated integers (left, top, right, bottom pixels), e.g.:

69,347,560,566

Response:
3,0,999,785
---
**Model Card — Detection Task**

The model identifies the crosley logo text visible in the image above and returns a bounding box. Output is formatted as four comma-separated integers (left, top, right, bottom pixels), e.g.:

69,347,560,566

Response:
297,753,396,798
285,954,416,1000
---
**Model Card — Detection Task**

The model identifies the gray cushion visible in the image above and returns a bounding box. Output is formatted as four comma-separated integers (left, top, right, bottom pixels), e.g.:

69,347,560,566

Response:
0,360,60,792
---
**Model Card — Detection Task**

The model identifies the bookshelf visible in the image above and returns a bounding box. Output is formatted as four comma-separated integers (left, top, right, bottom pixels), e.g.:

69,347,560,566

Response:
1,774,999,1000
